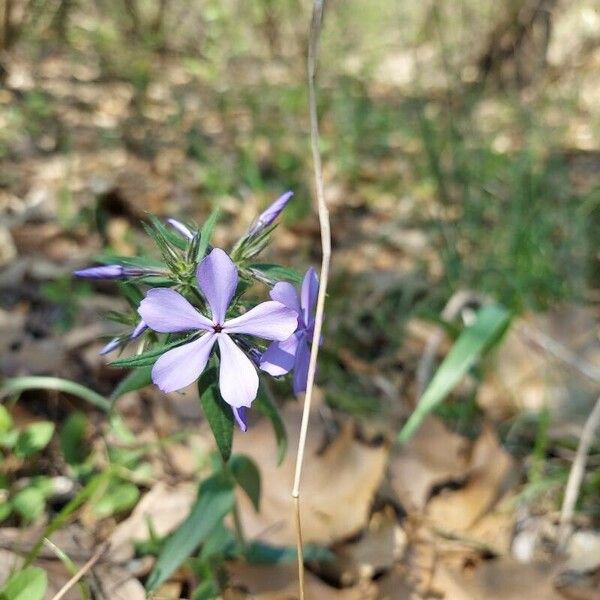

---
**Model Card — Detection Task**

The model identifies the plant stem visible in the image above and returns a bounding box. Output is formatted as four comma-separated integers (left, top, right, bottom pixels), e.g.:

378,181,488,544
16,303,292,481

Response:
292,2,330,598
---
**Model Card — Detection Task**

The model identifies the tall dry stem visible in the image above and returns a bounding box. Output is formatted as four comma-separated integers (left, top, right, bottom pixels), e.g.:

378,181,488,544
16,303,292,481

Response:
291,1,329,598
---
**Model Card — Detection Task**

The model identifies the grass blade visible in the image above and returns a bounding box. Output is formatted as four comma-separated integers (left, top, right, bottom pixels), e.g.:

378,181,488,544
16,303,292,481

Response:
1,377,110,412
397,304,511,444
146,474,234,592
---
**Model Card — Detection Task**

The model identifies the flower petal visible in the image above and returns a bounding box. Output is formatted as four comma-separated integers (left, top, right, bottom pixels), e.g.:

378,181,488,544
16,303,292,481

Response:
293,337,311,395
270,282,301,315
224,301,297,341
196,248,238,324
232,407,248,432
300,267,319,328
138,288,213,333
167,218,194,240
130,320,147,339
99,338,120,355
217,334,258,408
248,191,294,236
259,332,301,376
152,333,216,393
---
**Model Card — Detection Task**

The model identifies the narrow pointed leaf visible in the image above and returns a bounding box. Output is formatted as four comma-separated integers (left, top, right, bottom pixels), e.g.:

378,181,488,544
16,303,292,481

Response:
248,264,303,284
195,207,221,261
199,368,233,462
254,384,287,465
398,304,511,444
230,454,261,511
110,336,196,369
110,366,153,401
146,474,235,592
0,567,47,600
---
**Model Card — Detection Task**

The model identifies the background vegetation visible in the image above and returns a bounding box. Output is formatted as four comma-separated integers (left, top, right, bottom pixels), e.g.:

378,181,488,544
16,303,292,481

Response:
0,0,598,598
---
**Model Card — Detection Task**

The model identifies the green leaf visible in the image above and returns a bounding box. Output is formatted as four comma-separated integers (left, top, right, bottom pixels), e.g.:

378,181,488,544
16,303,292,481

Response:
146,215,188,250
12,487,45,522
198,521,236,561
0,567,47,600
60,412,89,465
25,470,113,566
398,304,511,444
229,454,261,511
110,366,153,401
0,405,13,434
110,335,195,368
0,502,12,522
14,422,55,459
254,385,287,465
199,369,233,463
95,254,166,269
195,207,221,261
0,377,110,412
146,474,235,592
244,541,333,565
192,579,220,600
92,480,140,518
249,263,303,284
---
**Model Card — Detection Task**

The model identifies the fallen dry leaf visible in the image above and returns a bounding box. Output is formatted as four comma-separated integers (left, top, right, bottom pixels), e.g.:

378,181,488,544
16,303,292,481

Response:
432,558,564,600
426,425,516,532
109,482,196,562
233,399,389,546
332,507,407,585
94,564,146,600
479,306,600,427
389,416,470,511
226,563,378,600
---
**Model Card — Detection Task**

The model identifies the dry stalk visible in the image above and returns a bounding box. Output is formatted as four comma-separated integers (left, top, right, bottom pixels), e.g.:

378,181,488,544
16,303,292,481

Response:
291,1,329,598
557,393,600,551
49,542,109,600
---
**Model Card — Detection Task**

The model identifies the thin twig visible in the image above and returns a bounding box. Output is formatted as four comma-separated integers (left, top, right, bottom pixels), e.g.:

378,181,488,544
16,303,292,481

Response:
517,323,600,384
49,542,110,600
292,1,329,598
557,393,600,551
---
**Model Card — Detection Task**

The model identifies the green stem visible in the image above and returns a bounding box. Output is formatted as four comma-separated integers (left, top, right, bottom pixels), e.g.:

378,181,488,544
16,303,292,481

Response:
1,377,111,412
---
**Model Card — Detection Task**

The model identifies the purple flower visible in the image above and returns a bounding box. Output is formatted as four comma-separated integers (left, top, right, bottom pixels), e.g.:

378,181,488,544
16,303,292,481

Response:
100,337,121,355
137,248,297,430
74,265,142,279
167,218,194,240
99,319,148,355
248,191,294,236
130,320,148,339
260,267,319,394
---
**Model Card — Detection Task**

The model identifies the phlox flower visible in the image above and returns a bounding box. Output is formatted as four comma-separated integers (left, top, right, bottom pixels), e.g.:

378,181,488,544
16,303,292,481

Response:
138,248,297,430
260,267,319,394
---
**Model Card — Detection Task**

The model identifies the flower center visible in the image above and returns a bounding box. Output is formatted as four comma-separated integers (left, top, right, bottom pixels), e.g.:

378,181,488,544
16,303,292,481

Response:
213,323,224,333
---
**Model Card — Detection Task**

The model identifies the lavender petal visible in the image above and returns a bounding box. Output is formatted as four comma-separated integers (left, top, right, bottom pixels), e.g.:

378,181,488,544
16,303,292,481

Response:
217,334,259,408
293,336,311,395
99,337,121,355
152,333,216,393
196,248,238,324
259,332,300,376
270,281,301,315
232,406,248,432
74,265,125,279
300,266,319,329
167,218,194,240
248,191,293,236
138,288,213,333
130,320,147,339
224,301,297,341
